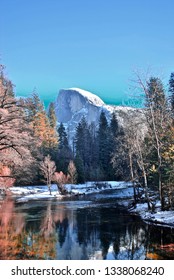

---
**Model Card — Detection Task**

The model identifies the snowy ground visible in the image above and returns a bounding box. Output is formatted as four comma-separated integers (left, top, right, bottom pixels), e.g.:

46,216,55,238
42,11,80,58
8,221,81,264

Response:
8,181,174,228
129,202,174,228
9,181,132,203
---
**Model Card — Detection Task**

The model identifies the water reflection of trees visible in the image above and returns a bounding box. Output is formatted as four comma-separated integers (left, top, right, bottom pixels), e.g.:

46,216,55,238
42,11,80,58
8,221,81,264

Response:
0,198,64,259
0,198,71,259
144,224,174,260
29,203,174,259
75,207,148,259
52,204,69,247
1,198,174,260
0,196,25,259
76,207,174,260
25,202,57,259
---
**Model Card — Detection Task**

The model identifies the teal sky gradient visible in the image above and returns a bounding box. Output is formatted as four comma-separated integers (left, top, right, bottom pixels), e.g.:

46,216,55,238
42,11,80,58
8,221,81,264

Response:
1,0,174,107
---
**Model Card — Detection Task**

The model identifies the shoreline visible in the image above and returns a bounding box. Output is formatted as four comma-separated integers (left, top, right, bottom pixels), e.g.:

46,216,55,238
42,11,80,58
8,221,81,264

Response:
1,181,174,229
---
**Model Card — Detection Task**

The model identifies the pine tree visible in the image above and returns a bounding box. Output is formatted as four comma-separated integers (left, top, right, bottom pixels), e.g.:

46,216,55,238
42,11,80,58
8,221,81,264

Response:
110,112,119,137
75,116,92,181
48,102,57,129
27,94,58,153
88,122,99,180
57,123,72,173
74,153,85,183
58,123,69,150
169,72,174,113
98,111,110,179
108,112,119,179
22,90,44,123
75,117,87,160
146,77,166,113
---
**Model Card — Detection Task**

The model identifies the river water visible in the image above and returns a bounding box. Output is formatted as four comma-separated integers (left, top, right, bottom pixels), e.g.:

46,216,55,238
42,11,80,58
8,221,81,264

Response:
0,190,174,260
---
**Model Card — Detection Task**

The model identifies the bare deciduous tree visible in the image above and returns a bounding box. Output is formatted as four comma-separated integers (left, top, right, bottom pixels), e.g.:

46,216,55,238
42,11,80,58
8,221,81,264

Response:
123,114,154,209
67,160,77,184
131,71,171,210
0,65,39,186
40,155,56,195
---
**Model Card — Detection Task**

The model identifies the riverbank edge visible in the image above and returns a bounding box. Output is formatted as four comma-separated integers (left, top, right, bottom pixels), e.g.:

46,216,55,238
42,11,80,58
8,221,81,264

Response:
127,201,174,229
1,182,174,229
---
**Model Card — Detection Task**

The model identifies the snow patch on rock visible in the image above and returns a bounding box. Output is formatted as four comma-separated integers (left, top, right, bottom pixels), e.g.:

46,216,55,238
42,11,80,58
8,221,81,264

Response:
68,88,105,106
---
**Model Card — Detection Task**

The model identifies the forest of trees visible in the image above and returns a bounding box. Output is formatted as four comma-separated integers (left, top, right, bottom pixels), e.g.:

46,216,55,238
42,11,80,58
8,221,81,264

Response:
1,64,174,211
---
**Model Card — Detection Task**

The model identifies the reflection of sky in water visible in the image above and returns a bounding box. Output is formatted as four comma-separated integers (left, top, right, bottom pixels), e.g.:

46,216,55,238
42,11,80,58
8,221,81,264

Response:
55,215,147,260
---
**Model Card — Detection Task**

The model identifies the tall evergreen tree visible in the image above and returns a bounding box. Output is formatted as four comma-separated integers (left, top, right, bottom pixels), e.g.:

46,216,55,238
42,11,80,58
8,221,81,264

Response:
75,116,92,181
97,111,110,179
48,102,57,129
75,117,87,160
58,123,69,150
21,90,44,123
108,112,119,179
146,77,166,113
74,153,85,183
110,112,119,137
57,123,72,173
24,94,58,153
169,72,174,113
110,109,130,181
88,122,99,180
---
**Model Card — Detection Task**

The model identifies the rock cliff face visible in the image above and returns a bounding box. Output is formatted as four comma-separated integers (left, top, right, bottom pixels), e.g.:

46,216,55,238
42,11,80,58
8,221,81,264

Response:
55,88,104,122
55,87,144,142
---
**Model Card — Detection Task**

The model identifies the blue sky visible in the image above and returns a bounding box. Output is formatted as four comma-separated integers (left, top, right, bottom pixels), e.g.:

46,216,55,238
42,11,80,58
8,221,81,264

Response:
1,0,174,107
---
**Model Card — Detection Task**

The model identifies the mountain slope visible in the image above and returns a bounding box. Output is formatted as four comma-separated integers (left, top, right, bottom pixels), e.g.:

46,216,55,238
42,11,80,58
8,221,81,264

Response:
55,88,144,141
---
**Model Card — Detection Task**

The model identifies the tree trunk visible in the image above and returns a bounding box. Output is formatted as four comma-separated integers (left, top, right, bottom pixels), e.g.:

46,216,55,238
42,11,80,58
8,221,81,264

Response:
129,153,137,204
142,168,153,210
48,184,52,195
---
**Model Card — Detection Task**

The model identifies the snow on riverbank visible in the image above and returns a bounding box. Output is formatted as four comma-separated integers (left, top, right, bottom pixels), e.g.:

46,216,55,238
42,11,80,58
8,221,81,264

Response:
129,202,174,228
65,181,132,195
10,181,132,203
9,181,174,228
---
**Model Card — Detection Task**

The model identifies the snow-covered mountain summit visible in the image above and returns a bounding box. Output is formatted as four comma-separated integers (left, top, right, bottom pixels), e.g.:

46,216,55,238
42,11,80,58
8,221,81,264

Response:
55,88,106,124
54,88,143,142
68,88,105,107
